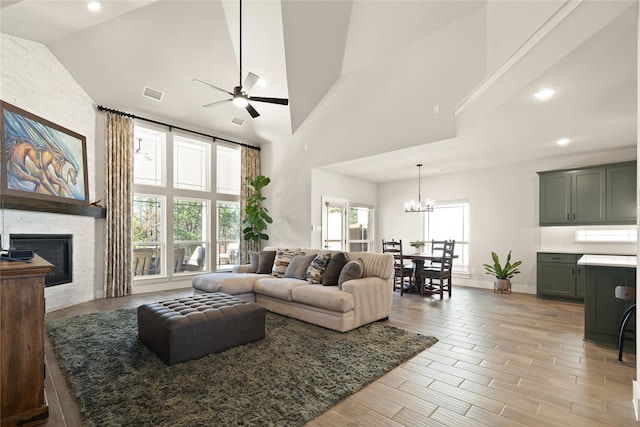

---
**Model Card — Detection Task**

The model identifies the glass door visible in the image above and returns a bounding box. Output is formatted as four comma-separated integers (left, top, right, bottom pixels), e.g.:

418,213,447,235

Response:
322,198,346,250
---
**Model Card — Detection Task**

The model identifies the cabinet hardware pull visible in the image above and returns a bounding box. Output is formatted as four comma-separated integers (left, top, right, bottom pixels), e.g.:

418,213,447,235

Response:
573,213,576,220
567,213,570,221
571,267,575,274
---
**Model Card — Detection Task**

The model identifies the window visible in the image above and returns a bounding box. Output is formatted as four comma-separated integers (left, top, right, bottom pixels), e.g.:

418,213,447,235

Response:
174,198,208,273
425,201,469,273
132,125,241,282
174,137,209,191
132,195,163,276
217,145,241,195
348,205,373,252
217,201,241,268
133,128,164,187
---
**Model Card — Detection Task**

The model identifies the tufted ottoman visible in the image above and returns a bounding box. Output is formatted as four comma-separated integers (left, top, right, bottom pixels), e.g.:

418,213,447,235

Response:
137,292,265,365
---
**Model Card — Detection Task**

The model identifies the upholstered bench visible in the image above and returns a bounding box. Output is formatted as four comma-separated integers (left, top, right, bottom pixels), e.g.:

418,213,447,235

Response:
137,292,265,365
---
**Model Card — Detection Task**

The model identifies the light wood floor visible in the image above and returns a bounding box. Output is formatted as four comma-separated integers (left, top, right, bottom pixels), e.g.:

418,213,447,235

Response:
43,286,638,426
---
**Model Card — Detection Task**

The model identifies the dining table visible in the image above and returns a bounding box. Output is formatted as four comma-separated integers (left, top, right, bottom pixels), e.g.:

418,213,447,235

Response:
395,252,458,294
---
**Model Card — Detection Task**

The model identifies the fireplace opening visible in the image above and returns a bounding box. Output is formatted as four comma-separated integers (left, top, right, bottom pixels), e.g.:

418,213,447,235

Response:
10,234,72,287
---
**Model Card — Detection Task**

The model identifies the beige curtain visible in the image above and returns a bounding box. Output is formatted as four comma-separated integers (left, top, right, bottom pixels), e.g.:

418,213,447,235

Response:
104,113,133,297
240,146,260,264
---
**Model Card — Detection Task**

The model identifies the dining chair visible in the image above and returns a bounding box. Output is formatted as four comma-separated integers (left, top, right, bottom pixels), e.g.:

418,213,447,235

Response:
382,239,413,296
420,240,455,299
615,285,636,361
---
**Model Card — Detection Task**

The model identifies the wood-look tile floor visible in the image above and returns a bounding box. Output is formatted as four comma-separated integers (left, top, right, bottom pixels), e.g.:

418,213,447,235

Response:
43,286,638,426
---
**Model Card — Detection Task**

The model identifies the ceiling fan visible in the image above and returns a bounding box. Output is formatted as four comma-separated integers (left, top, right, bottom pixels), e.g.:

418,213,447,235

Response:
193,0,288,118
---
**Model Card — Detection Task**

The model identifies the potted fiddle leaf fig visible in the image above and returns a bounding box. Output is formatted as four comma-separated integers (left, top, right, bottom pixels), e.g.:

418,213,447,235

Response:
483,250,522,293
242,175,273,245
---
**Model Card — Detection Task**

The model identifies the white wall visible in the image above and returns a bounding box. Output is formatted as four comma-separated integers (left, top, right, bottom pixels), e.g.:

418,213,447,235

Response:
485,0,566,73
378,147,637,294
310,169,377,249
267,7,487,248
0,33,103,312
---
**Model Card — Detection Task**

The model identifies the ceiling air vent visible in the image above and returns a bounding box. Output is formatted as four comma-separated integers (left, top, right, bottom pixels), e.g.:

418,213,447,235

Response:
230,116,245,127
142,86,164,102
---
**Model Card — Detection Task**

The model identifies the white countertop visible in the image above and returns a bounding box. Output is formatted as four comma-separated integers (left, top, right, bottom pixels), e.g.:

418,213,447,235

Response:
577,254,637,268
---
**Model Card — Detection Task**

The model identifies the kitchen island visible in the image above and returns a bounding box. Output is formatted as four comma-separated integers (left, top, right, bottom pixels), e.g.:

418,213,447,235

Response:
578,254,637,346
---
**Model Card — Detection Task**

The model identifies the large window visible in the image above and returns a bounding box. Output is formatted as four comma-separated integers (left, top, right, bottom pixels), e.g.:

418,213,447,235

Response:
132,125,241,282
425,201,469,273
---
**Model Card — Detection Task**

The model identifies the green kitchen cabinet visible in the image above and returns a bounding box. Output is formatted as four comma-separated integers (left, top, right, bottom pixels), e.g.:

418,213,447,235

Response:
538,161,636,226
584,266,636,346
539,169,605,225
537,253,583,301
607,163,637,223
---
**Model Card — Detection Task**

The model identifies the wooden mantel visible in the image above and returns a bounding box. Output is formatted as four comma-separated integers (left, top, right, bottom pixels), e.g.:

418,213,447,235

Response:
1,195,106,218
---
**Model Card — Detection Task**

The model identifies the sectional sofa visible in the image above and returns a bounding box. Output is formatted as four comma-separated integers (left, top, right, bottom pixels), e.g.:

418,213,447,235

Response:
192,248,394,332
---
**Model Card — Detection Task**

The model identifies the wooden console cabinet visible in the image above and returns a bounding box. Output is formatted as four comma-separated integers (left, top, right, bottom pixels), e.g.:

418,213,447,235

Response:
1,255,52,427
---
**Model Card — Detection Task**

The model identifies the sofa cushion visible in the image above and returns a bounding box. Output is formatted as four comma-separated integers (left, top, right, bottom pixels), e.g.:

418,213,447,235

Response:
248,251,259,273
338,259,364,289
257,250,277,274
292,285,355,313
272,249,299,278
306,253,332,284
284,254,316,280
254,277,309,301
322,252,348,286
192,272,262,294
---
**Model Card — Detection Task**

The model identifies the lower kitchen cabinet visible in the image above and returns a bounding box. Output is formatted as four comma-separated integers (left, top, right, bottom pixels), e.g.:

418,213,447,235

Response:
584,265,636,346
537,253,583,301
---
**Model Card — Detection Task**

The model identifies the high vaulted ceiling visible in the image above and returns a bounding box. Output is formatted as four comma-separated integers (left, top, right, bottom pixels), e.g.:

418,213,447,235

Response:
1,1,637,182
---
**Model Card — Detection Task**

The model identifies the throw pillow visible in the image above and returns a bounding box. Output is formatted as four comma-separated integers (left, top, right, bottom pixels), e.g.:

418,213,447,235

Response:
338,258,364,289
284,254,316,280
256,250,277,274
306,253,332,284
322,252,348,286
248,250,259,273
272,249,299,278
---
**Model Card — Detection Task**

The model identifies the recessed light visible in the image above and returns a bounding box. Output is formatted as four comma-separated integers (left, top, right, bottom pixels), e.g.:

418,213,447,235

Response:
556,138,570,146
87,2,101,12
534,88,556,100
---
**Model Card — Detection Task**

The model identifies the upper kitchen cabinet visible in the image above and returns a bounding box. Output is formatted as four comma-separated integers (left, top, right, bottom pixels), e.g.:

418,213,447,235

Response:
538,161,636,226
607,163,637,223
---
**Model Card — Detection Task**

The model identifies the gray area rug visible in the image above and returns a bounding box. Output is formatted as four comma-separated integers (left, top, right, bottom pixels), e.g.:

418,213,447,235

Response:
47,308,437,426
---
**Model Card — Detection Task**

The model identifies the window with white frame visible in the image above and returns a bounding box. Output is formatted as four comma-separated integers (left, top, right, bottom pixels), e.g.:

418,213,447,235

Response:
348,204,374,252
132,125,241,281
424,201,470,273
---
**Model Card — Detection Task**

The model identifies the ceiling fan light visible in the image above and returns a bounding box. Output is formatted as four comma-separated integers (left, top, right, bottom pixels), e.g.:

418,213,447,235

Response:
233,96,249,108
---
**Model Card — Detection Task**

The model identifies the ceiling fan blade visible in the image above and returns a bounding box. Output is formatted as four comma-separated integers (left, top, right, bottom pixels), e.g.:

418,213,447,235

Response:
202,99,232,108
243,72,260,92
249,96,289,105
245,103,260,118
192,79,233,96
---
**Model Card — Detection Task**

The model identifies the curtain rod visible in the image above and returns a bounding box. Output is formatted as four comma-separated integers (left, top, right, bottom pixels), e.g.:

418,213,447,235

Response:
96,105,260,151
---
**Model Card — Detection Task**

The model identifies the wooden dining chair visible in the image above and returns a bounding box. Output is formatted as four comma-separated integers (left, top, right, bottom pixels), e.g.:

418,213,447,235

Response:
420,240,455,299
382,239,413,296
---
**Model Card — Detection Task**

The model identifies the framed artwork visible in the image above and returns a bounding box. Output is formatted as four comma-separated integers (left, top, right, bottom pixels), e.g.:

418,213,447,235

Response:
0,101,88,204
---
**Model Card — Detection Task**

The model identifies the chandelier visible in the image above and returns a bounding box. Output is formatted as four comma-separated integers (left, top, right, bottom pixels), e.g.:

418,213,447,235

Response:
404,164,434,212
